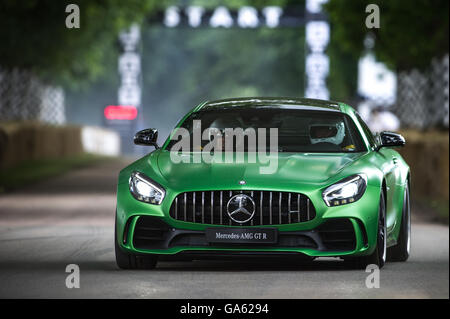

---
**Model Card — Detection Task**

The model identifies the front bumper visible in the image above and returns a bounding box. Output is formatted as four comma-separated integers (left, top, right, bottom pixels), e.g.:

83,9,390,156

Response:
119,215,365,257
116,183,380,258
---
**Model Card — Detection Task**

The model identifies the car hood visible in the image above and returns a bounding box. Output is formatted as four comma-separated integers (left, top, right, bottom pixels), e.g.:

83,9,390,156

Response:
155,151,366,191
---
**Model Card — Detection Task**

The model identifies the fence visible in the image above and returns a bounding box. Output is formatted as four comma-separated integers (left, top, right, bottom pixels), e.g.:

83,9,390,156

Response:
394,54,449,129
0,68,65,125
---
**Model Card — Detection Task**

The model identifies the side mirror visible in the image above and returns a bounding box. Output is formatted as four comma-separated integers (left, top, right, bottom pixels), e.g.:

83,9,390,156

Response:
134,128,159,149
377,131,405,150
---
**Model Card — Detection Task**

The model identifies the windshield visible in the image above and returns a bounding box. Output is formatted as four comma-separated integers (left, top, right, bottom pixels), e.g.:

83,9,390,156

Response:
166,108,366,153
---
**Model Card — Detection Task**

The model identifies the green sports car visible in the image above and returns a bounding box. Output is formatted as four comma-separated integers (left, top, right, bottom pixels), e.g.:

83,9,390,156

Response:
115,97,411,269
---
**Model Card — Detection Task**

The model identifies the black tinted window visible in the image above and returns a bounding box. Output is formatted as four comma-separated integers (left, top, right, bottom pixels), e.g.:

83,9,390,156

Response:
167,108,366,153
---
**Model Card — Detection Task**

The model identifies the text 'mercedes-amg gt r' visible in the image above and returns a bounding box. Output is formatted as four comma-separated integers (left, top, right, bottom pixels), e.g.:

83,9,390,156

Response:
115,98,411,269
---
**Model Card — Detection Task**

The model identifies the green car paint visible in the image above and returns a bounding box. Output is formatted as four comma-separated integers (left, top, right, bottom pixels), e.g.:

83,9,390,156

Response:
115,98,410,262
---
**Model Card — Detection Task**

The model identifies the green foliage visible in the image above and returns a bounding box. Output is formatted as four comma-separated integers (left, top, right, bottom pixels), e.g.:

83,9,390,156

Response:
325,0,449,71
0,0,165,89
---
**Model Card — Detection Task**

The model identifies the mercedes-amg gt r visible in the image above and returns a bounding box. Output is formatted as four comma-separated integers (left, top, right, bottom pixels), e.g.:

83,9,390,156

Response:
115,98,410,269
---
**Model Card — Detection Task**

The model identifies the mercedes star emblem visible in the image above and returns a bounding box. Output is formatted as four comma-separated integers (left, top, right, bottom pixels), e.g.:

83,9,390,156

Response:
226,194,256,224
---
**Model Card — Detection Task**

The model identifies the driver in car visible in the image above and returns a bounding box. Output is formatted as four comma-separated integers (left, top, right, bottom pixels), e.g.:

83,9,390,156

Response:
309,122,355,151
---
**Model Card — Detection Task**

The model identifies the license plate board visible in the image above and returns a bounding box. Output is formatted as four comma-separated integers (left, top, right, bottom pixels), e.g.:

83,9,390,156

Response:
205,228,277,244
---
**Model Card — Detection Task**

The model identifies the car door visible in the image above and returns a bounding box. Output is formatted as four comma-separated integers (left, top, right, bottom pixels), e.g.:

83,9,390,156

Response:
354,113,398,233
378,146,400,234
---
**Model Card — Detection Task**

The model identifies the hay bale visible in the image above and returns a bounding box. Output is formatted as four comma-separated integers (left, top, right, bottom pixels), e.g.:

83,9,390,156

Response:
398,130,449,200
0,122,83,169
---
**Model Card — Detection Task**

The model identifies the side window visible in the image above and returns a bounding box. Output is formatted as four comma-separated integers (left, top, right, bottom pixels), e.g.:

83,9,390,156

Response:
355,113,377,149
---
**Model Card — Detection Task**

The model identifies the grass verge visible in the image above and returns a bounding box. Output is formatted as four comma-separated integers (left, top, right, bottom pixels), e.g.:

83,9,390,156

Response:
0,153,114,193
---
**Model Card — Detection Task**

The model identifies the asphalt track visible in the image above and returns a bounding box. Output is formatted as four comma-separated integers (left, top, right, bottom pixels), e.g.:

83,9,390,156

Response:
0,160,448,298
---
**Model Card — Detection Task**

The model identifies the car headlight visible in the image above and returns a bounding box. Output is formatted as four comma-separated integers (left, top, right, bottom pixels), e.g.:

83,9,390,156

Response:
129,171,165,204
323,174,367,206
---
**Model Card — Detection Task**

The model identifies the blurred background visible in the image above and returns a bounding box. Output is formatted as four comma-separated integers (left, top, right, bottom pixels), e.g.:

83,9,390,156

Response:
0,0,449,223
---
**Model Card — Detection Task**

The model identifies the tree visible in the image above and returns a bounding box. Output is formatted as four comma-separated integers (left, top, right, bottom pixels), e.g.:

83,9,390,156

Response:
0,0,166,89
325,0,449,71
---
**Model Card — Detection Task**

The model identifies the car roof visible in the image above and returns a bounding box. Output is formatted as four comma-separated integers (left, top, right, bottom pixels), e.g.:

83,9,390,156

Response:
200,97,342,112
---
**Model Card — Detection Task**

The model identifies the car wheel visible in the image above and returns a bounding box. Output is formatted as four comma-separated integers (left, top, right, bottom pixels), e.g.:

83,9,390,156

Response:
345,191,387,269
115,218,158,270
387,184,411,262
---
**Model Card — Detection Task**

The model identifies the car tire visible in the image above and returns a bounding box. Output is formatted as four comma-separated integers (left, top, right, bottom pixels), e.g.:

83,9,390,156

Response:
115,218,158,270
387,184,411,262
345,191,387,269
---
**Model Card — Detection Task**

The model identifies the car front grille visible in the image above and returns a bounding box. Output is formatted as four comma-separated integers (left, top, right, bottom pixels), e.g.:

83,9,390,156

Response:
169,190,316,226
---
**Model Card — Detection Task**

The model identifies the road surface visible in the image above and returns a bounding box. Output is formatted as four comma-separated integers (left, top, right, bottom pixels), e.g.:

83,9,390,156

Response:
0,160,448,298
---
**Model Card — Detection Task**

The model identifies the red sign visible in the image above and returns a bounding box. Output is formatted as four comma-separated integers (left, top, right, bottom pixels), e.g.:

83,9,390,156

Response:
104,105,138,120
